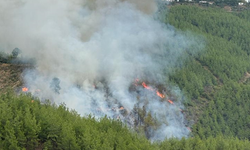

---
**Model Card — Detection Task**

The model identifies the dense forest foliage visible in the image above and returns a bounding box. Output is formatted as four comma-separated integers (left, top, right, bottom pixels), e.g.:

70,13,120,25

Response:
166,5,250,140
0,92,154,150
2,4,250,150
1,92,250,150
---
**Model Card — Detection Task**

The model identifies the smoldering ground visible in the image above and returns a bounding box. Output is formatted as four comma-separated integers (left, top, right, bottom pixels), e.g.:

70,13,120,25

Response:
0,0,204,141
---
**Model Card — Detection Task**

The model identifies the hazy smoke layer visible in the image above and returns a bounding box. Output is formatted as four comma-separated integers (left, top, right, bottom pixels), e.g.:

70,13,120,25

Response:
0,0,202,140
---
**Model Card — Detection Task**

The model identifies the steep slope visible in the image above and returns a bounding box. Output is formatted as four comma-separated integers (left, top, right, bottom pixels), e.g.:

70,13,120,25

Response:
2,4,250,146
0,63,28,93
167,5,250,139
1,92,250,150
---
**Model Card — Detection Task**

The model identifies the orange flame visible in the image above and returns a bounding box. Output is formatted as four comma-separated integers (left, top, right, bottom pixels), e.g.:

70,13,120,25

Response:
156,91,165,98
119,106,124,110
22,87,28,92
168,100,174,104
141,81,166,98
142,82,153,90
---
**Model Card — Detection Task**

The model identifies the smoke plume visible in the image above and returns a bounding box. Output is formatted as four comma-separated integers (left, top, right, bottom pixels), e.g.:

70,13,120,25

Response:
0,0,203,140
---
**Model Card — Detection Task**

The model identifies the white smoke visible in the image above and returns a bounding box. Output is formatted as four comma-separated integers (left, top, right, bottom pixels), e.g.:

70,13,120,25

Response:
0,0,203,140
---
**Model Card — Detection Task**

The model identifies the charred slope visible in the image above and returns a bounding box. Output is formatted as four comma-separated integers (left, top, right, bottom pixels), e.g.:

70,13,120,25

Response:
0,63,30,93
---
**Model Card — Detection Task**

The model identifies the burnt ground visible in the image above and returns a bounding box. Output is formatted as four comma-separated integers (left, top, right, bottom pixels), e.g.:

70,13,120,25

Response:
0,63,30,93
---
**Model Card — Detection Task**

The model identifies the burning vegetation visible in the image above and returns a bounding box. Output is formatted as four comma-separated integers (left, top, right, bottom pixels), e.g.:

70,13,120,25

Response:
20,77,188,140
22,87,28,92
7,0,196,141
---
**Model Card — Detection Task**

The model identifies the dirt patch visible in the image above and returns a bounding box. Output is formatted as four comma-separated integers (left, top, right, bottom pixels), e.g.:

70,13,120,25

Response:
0,63,30,93
224,6,232,12
239,72,250,83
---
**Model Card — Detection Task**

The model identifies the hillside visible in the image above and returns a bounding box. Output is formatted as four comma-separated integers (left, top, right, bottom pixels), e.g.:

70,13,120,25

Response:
167,5,250,139
1,92,250,150
0,63,27,93
1,3,250,150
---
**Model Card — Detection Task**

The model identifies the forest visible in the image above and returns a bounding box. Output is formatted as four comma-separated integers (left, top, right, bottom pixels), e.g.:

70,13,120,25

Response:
2,4,250,150
167,5,250,140
1,92,250,150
